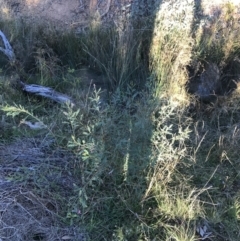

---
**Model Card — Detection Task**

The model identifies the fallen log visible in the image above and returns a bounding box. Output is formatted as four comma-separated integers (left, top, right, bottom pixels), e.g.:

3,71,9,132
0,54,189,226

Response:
0,30,74,106
18,80,75,105
0,30,16,64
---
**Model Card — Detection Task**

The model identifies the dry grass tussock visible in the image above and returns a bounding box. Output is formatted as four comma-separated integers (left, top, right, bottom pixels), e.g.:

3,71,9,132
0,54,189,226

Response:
150,0,194,102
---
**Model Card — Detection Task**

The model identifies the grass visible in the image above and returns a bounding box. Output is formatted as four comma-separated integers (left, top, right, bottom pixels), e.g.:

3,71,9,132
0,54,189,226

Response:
1,0,240,240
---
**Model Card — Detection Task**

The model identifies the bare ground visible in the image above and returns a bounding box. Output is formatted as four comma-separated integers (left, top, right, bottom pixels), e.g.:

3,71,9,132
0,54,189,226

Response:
1,0,156,32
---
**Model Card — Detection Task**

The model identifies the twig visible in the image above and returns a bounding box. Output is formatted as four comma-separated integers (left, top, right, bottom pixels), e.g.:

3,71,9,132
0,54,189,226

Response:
100,0,111,18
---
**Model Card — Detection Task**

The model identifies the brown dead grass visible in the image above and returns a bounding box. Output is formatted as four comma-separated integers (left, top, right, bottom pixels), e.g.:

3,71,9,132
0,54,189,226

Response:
0,137,86,241
0,188,86,241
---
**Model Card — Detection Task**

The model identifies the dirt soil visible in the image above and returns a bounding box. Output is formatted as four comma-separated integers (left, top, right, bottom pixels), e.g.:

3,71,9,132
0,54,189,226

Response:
1,0,240,240
1,0,157,32
1,0,240,25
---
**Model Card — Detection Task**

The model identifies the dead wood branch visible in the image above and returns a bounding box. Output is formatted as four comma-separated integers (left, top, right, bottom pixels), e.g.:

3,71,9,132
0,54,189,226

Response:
0,30,74,106
0,30,16,64
19,81,75,105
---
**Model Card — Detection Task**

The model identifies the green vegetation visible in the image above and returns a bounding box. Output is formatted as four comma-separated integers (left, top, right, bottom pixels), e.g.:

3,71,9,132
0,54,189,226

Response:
1,1,240,240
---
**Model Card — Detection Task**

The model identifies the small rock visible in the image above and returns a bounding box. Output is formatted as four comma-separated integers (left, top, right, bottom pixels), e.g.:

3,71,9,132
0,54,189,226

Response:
188,62,221,102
